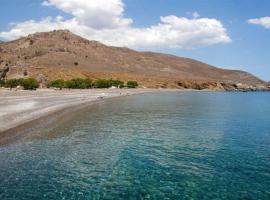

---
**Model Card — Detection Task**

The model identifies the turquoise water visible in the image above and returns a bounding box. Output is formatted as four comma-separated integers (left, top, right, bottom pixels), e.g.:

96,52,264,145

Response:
0,92,270,200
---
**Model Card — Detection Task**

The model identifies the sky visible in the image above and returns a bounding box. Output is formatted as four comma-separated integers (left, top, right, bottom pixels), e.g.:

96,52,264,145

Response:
0,0,269,81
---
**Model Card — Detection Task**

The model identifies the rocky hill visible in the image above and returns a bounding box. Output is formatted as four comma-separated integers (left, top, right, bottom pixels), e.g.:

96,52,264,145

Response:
0,30,266,89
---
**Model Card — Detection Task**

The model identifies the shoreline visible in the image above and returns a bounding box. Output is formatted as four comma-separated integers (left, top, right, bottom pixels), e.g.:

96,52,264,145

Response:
0,88,177,145
2,88,266,145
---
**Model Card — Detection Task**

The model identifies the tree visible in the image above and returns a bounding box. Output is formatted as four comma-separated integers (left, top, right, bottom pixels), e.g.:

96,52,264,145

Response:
21,78,39,90
126,81,138,88
0,80,5,87
111,80,124,88
64,80,76,89
65,78,92,89
93,79,112,88
4,79,23,89
47,79,65,89
4,78,38,90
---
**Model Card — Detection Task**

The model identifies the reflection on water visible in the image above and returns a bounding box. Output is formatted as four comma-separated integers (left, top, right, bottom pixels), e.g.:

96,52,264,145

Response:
0,92,270,200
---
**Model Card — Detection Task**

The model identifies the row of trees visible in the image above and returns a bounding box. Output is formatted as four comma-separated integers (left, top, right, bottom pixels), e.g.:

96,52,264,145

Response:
47,78,138,89
0,78,138,90
0,78,39,90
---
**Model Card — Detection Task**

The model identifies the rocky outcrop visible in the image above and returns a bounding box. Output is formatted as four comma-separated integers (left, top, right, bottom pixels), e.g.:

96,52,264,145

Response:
231,83,267,92
177,80,270,92
177,81,224,91
0,65,9,80
37,74,48,88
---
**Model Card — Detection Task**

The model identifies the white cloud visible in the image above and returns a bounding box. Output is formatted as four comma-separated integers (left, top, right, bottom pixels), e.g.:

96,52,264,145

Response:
42,0,132,29
0,0,231,48
192,12,200,19
248,17,270,29
186,11,200,19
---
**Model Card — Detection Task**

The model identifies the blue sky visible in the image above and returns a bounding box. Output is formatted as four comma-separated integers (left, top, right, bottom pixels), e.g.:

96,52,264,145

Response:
0,0,269,81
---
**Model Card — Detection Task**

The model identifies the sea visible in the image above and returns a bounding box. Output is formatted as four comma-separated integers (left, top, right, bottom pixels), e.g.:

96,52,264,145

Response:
0,92,270,200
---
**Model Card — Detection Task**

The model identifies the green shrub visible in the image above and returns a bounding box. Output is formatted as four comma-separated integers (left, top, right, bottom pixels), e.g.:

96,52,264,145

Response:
111,80,124,88
47,79,65,89
48,78,93,89
4,78,23,88
93,79,113,88
66,78,92,89
126,81,138,88
47,78,135,89
0,80,5,87
3,78,38,90
64,80,76,89
21,78,39,90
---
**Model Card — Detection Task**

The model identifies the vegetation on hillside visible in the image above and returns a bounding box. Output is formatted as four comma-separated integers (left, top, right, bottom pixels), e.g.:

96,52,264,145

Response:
47,79,65,89
0,77,138,90
65,78,92,89
0,78,39,90
0,80,5,87
20,78,39,90
93,79,124,88
126,81,139,88
47,78,137,89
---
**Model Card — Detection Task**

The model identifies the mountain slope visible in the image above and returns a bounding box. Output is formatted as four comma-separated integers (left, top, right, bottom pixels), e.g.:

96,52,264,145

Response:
0,30,264,88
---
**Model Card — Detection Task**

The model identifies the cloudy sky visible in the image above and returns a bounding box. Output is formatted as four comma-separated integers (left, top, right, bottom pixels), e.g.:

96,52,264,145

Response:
0,0,269,81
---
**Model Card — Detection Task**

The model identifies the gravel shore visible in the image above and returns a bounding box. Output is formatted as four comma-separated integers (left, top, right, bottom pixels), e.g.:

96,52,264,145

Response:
0,88,157,141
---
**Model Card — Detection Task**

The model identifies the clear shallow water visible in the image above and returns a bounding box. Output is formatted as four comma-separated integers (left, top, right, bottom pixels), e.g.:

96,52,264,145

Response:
0,92,270,200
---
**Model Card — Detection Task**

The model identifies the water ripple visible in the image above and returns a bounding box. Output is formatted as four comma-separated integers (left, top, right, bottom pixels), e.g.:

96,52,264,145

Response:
0,92,270,200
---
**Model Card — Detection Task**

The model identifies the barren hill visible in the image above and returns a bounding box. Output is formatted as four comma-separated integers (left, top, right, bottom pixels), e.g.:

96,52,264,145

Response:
0,30,264,88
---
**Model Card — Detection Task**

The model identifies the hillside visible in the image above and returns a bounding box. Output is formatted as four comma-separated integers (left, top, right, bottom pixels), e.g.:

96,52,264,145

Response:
0,30,264,88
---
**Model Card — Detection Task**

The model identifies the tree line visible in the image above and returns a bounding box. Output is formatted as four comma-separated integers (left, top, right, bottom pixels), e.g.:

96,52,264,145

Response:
0,78,138,90
0,78,39,90
47,78,138,89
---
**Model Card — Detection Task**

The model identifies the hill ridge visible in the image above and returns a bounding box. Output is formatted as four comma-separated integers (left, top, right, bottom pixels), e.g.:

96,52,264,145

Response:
0,30,264,88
